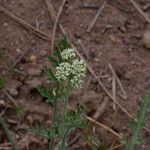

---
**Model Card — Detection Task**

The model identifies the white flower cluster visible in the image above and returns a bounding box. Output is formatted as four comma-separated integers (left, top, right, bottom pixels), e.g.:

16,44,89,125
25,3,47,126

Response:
60,48,76,60
70,59,86,88
55,48,86,88
55,62,71,81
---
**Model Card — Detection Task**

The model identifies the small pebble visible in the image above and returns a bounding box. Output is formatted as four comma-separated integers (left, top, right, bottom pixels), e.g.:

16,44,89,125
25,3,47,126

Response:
26,115,33,124
6,81,21,96
143,30,150,49
0,100,5,106
16,48,21,53
29,55,37,62
9,88,18,96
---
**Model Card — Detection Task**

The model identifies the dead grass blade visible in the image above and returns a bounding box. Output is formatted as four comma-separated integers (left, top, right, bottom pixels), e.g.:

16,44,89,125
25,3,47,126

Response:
108,63,127,100
68,106,122,139
86,116,123,139
93,97,109,120
128,0,150,24
0,5,51,41
51,0,67,55
87,1,107,32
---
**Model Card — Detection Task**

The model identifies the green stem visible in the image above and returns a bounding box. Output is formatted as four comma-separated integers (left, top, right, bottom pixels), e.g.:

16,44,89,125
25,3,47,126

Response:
63,80,71,115
0,115,17,150
49,83,59,150
52,83,59,122
49,139,53,150
59,80,71,150
61,128,70,150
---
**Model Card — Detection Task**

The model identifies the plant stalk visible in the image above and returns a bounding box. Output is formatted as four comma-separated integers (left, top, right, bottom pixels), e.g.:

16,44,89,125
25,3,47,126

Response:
61,128,70,150
49,83,59,150
63,80,71,115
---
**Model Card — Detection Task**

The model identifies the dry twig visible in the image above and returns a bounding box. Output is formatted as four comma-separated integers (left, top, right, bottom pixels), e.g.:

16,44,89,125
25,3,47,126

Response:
87,1,107,32
112,76,117,110
108,63,127,100
0,5,51,41
86,116,122,139
93,97,109,120
107,0,129,13
80,4,99,9
128,0,150,24
77,39,90,59
3,90,18,107
43,0,56,23
108,144,124,150
51,0,67,55
68,106,122,139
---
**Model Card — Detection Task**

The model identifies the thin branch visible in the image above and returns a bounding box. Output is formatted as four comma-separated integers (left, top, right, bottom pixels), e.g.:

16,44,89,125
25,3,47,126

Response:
108,63,127,100
68,106,122,139
93,97,109,120
51,0,67,56
128,0,150,24
87,1,107,32
0,5,51,41
108,144,124,150
86,116,123,139
3,90,18,107
43,0,56,23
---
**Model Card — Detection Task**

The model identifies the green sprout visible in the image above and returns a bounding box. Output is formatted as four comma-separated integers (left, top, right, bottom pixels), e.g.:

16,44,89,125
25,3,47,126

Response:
31,37,87,150
122,94,149,150
0,76,5,90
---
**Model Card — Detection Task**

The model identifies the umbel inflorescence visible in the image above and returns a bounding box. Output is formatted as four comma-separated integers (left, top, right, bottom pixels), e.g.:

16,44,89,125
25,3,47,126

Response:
55,48,86,88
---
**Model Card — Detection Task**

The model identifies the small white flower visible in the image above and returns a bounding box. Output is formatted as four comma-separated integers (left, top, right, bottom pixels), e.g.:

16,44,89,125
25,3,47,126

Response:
70,77,83,88
70,59,86,88
55,62,71,81
71,59,86,77
60,48,76,60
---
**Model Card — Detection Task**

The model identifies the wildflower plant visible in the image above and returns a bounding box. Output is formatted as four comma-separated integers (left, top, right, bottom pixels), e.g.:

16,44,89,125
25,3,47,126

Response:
33,37,87,150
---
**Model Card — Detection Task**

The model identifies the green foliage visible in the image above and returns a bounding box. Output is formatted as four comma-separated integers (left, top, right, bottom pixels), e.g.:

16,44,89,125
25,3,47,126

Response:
85,132,101,150
62,106,86,129
45,67,58,82
0,49,13,71
0,76,5,90
57,36,71,52
123,94,149,150
37,85,55,104
0,115,17,150
15,107,25,119
29,123,59,140
48,56,59,67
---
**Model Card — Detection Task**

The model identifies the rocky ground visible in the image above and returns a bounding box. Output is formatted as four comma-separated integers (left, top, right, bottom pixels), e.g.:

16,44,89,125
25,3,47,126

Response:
0,0,150,149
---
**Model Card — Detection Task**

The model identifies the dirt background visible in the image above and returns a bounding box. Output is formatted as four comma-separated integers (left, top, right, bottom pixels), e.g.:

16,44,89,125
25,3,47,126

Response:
0,0,150,149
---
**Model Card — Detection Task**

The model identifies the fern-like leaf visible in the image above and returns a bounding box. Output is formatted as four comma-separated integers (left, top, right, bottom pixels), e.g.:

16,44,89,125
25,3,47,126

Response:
44,67,58,82
28,123,59,140
37,85,55,104
62,106,86,129
57,36,71,52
